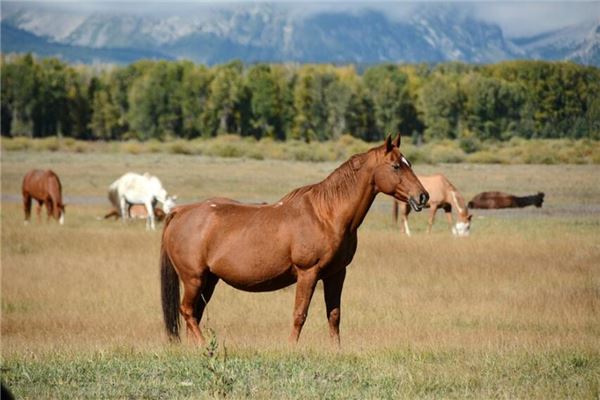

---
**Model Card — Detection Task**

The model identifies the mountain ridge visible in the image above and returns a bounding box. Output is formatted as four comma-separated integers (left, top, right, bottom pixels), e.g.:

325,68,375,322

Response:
1,3,598,66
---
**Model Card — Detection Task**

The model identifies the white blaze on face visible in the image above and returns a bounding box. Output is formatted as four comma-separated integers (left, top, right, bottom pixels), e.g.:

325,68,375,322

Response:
401,157,411,167
452,222,470,237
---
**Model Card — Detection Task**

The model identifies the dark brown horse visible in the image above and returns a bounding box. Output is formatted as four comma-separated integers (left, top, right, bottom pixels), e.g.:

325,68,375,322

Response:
22,169,65,224
468,191,544,209
160,135,428,346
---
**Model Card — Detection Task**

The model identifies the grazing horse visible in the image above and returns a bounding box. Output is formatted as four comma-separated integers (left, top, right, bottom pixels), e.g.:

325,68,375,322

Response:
103,205,167,222
393,174,472,237
108,172,176,230
22,169,65,225
468,191,545,209
160,135,429,346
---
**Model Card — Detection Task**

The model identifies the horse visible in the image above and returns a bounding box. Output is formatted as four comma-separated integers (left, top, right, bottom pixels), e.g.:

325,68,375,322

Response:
22,169,65,225
393,174,472,237
160,134,429,346
103,204,167,222
108,172,176,230
468,191,545,209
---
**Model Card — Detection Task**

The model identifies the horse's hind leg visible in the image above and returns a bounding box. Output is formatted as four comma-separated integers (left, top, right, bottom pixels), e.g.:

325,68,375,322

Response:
193,272,219,330
180,271,215,346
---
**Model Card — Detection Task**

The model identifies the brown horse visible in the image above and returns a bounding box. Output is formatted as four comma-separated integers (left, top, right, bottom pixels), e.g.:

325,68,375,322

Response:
104,205,167,222
393,174,472,236
468,191,544,209
160,135,428,346
22,169,65,224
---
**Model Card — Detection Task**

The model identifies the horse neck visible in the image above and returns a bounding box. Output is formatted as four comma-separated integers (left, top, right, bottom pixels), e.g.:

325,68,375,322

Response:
450,189,469,221
308,155,378,233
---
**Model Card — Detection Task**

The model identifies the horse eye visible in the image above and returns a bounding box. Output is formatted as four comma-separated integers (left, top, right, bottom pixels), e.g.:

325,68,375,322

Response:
393,164,400,170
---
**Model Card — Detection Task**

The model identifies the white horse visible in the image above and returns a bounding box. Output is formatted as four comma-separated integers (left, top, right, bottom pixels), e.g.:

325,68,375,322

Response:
108,172,176,230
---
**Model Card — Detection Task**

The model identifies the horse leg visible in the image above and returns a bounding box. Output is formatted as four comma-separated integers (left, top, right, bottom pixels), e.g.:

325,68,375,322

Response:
45,199,53,222
288,268,319,344
427,205,438,233
144,201,155,230
443,204,453,230
400,203,411,236
179,270,215,346
323,268,346,347
35,200,43,223
119,197,128,224
22,193,32,224
193,272,219,330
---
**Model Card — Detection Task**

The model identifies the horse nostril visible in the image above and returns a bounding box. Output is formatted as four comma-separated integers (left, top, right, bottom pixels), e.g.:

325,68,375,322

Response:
420,193,429,205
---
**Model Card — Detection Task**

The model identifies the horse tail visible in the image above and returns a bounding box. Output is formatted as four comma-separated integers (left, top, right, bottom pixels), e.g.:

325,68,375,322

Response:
160,229,181,341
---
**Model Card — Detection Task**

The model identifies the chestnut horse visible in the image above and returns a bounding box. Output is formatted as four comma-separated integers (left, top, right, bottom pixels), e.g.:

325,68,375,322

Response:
468,191,544,209
160,135,429,346
104,205,167,222
393,174,472,237
22,169,65,225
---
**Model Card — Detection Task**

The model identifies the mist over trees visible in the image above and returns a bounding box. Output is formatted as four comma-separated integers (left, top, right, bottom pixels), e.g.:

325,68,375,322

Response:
2,54,599,142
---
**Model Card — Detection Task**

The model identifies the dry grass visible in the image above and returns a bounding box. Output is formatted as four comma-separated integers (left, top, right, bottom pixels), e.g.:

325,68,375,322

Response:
1,150,600,397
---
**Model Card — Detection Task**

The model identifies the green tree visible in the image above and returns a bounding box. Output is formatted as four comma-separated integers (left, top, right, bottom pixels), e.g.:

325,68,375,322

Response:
246,64,284,140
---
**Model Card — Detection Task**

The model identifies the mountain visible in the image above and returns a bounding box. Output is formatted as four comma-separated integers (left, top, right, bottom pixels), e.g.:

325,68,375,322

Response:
1,3,598,66
0,24,174,64
512,21,600,66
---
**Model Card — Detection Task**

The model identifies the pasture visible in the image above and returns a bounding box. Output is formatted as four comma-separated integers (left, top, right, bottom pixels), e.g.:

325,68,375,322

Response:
1,150,600,398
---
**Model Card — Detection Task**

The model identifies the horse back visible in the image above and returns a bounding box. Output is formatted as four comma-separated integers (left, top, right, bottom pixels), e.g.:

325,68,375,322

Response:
22,169,62,202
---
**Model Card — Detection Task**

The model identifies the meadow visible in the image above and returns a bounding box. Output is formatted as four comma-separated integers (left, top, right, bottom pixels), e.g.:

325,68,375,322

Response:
1,149,599,398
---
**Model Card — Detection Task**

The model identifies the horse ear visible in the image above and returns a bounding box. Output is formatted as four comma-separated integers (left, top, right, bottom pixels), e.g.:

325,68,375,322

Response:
393,133,401,148
385,134,393,154
468,215,473,222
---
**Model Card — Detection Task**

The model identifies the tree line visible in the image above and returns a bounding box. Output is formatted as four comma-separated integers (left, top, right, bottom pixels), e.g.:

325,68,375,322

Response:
2,54,599,143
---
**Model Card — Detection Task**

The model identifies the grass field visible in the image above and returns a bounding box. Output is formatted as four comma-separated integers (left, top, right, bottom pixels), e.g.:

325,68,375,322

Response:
1,150,599,398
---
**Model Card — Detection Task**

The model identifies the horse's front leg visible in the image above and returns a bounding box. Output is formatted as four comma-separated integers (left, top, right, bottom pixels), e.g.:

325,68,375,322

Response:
289,267,319,344
119,197,129,224
427,205,439,233
144,201,155,230
44,200,53,223
323,268,346,347
22,193,32,224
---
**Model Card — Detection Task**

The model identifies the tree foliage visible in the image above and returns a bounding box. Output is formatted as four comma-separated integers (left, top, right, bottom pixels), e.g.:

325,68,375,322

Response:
1,54,598,142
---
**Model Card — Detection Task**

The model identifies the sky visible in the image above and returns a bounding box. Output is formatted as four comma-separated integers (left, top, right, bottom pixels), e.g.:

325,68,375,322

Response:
3,1,599,37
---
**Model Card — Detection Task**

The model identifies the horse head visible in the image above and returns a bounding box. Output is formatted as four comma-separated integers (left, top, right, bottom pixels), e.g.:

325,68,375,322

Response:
162,195,177,214
452,214,472,237
373,134,428,212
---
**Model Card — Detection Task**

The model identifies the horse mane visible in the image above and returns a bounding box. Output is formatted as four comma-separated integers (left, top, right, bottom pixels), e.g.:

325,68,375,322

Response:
279,148,376,213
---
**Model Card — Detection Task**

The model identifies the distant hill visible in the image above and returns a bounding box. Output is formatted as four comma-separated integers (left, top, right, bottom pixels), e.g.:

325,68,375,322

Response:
1,3,598,66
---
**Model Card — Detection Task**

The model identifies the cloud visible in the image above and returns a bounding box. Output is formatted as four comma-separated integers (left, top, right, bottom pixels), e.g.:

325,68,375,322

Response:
3,1,598,37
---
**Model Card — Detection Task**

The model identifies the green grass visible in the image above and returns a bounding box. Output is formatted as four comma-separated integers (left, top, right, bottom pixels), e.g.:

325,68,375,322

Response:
3,347,599,399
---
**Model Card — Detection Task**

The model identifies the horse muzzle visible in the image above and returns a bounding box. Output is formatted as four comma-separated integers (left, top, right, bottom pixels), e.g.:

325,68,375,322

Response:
408,192,429,212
